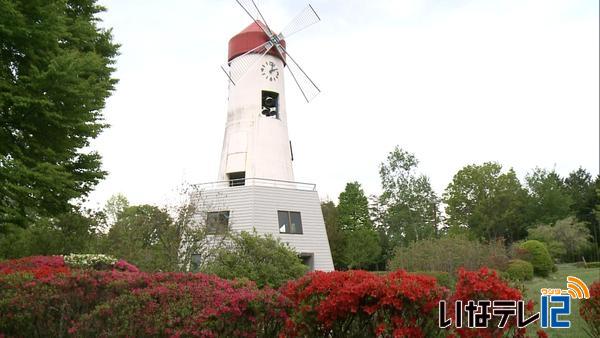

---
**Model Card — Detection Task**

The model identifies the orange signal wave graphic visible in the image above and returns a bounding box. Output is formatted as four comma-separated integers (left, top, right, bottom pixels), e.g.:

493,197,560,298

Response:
566,276,590,299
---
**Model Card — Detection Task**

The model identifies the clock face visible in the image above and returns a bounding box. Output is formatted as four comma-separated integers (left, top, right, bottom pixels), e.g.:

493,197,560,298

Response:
260,60,280,82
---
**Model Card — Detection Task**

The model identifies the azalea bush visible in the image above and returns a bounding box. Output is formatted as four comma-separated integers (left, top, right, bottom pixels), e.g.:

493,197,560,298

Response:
281,269,447,337
71,274,288,337
449,268,531,337
0,258,286,337
580,280,600,337
0,255,68,278
0,256,535,337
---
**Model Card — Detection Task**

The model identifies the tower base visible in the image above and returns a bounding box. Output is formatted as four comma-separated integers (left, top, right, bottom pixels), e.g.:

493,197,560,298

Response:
192,179,334,271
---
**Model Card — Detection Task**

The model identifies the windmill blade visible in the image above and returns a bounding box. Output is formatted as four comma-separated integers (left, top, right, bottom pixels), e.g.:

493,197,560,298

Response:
275,44,320,102
235,0,275,38
279,5,320,40
221,41,274,85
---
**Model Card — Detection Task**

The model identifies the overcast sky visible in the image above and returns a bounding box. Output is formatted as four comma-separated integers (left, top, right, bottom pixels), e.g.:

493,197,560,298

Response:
87,0,599,209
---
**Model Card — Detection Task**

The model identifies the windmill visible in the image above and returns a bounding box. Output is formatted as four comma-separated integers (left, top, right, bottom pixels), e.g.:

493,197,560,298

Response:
221,0,321,102
193,1,334,272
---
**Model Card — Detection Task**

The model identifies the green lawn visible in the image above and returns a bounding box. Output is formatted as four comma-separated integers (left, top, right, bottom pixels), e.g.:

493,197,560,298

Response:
522,263,599,337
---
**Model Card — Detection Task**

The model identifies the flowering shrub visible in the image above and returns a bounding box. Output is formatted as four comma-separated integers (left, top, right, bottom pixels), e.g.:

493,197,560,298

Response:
0,255,69,278
71,274,288,337
0,268,286,337
0,256,534,337
580,280,600,337
114,259,140,272
281,269,448,337
449,268,530,337
63,253,118,270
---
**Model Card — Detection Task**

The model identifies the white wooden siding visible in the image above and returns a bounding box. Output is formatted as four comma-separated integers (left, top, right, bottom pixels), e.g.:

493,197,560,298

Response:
193,185,334,271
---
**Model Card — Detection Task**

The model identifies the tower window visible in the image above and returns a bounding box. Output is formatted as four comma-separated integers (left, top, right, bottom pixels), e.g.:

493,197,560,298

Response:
278,210,303,234
206,211,230,234
261,90,279,119
227,172,245,186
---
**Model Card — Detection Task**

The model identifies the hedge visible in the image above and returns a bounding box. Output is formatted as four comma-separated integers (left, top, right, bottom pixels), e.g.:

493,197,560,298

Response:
0,256,538,337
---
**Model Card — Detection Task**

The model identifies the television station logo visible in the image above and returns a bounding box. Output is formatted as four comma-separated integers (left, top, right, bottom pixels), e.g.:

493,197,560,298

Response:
439,276,590,330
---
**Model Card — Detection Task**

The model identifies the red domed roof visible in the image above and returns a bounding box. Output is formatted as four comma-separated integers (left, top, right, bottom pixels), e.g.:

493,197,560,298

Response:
228,21,286,62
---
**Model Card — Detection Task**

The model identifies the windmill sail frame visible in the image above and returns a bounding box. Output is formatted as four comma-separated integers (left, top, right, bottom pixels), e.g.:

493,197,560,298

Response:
225,1,322,102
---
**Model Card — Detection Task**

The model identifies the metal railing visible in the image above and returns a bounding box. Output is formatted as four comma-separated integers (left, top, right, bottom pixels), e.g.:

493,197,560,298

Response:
193,177,316,191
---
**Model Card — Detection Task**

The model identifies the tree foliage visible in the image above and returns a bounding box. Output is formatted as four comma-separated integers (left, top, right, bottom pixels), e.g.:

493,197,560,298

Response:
341,227,381,270
98,204,180,272
321,183,382,271
0,0,119,229
526,168,572,225
94,188,211,272
321,201,345,270
0,209,99,258
337,182,372,231
527,216,591,262
443,162,529,242
336,182,381,269
378,146,439,250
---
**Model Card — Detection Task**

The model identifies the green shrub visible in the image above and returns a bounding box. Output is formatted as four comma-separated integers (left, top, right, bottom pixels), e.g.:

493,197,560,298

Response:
201,231,307,288
411,271,452,288
388,235,508,275
504,259,534,281
519,240,554,277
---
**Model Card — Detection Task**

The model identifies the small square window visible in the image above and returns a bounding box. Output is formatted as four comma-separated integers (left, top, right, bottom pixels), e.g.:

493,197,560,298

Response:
207,211,230,234
278,210,303,234
227,172,245,186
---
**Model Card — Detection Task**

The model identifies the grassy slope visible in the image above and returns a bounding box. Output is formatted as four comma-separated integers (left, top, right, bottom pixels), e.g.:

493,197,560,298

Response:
522,263,599,337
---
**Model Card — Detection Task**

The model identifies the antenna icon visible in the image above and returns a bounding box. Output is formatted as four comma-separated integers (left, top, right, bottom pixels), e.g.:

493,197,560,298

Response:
564,276,590,299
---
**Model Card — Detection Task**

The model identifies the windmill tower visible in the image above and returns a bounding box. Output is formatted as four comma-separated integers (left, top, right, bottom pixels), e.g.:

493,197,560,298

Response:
194,1,333,271
217,21,294,183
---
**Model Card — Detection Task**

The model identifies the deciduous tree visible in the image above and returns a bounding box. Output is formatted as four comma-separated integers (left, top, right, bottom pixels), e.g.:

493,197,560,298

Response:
378,147,439,249
0,0,119,229
527,216,591,262
99,205,180,271
443,162,529,242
